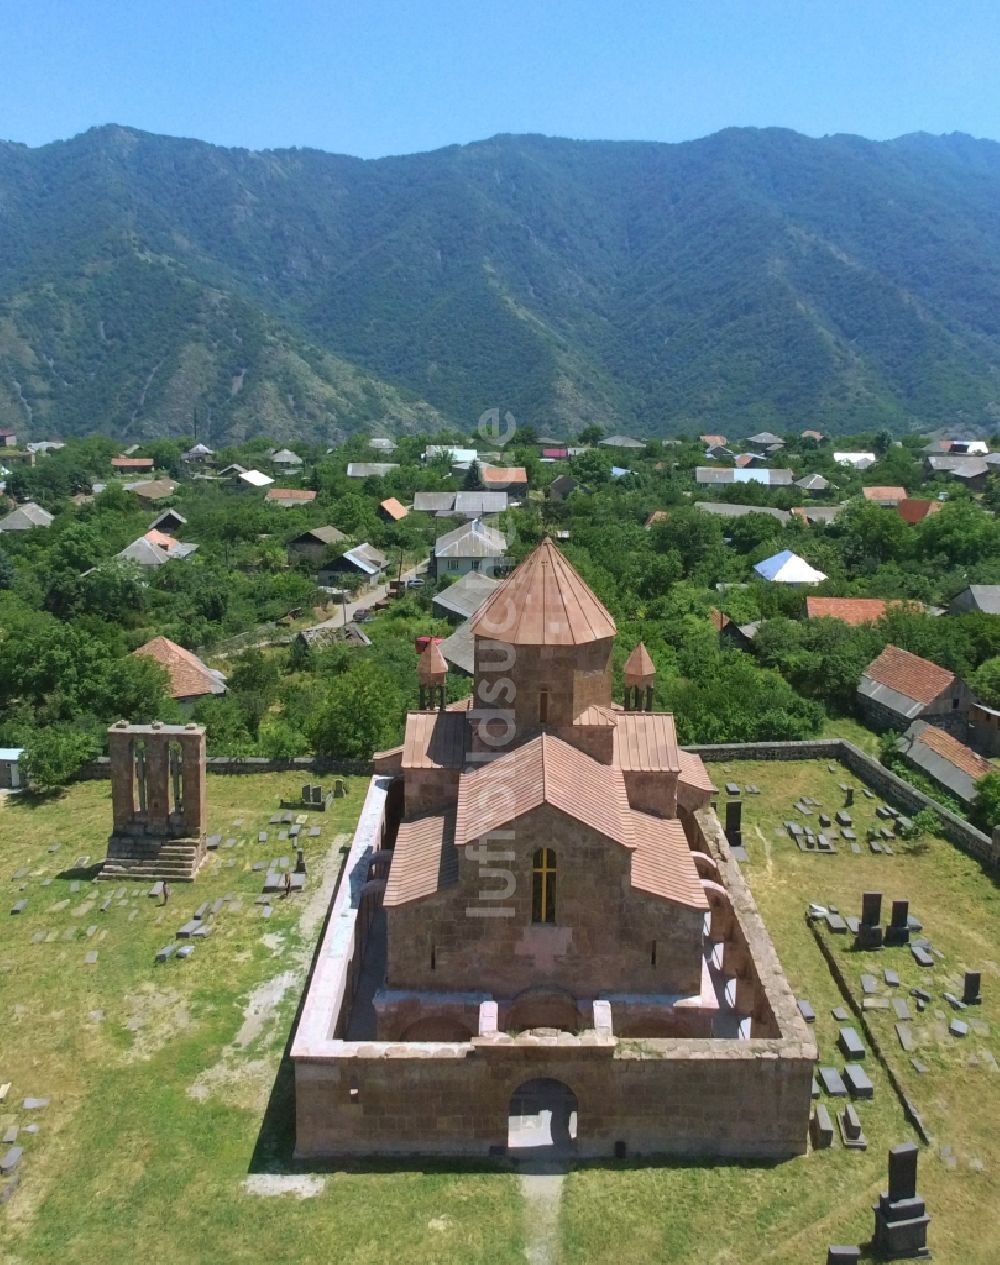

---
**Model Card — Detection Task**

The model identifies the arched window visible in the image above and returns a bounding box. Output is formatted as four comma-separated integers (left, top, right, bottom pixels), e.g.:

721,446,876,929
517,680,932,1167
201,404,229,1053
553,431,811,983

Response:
531,847,556,924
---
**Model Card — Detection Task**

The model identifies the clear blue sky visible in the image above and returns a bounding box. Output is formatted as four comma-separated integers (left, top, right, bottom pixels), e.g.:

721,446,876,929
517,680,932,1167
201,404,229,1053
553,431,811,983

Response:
2,0,999,157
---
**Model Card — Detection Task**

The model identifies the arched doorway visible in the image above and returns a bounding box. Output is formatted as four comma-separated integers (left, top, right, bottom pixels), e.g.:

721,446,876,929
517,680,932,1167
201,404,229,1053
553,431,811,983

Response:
507,1078,578,1156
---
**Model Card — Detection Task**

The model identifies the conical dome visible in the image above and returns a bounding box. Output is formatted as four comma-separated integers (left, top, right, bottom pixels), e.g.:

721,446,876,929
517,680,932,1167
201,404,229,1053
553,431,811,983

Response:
470,538,616,646
623,641,656,688
417,640,448,683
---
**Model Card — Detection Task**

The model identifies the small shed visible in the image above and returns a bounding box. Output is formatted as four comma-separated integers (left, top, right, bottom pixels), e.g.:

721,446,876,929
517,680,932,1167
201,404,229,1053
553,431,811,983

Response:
0,747,24,789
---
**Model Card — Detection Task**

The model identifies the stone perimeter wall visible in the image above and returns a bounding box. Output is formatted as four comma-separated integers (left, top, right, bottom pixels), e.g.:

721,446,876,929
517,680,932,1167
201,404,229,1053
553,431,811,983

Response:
78,755,371,779
686,738,1000,873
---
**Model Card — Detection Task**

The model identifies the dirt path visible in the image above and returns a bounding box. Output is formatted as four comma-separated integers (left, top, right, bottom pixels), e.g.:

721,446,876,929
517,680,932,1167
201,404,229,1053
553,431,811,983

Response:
519,1166,565,1265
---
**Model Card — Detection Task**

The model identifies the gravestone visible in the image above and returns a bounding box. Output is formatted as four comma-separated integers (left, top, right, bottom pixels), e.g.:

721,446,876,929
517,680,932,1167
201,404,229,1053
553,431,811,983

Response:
895,1023,916,1053
295,848,306,875
911,945,934,969
886,900,911,947
811,1104,834,1149
797,999,816,1024
963,971,982,1005
861,974,879,995
872,1143,930,1259
855,889,884,950
838,1027,866,1060
884,969,900,988
724,799,742,850
839,1104,868,1150
844,1065,874,1100
818,1066,847,1096
844,786,854,808
827,1248,860,1264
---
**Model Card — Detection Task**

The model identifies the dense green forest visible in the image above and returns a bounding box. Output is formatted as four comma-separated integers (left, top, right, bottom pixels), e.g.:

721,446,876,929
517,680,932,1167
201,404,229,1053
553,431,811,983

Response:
4,127,1000,442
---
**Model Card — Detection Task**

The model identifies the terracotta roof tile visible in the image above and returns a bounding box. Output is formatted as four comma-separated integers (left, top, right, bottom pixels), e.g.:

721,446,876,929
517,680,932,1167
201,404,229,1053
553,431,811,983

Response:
863,645,956,706
265,488,317,503
806,596,899,626
384,810,458,906
630,814,709,909
700,434,727,446
402,711,468,769
614,712,680,774
709,608,731,631
455,733,632,846
897,499,943,524
678,750,716,793
480,465,527,486
912,724,991,781
470,537,615,645
380,497,408,520
863,486,908,503
112,457,154,469
143,528,178,551
132,636,225,699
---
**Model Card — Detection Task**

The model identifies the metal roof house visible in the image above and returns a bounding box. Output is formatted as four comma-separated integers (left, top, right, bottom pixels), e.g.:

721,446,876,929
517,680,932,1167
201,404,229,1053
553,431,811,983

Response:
452,491,508,517
0,502,53,531
694,502,790,525
432,570,501,622
433,519,508,577
323,542,388,580
695,467,794,487
949,586,1000,615
346,462,400,478
270,448,303,466
898,720,991,804
753,550,827,583
857,645,972,735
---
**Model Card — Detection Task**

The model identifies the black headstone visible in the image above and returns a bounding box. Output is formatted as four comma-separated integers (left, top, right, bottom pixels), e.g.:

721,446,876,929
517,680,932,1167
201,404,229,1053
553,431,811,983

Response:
963,970,982,1005
861,891,882,926
888,1142,919,1203
890,899,909,928
725,800,742,835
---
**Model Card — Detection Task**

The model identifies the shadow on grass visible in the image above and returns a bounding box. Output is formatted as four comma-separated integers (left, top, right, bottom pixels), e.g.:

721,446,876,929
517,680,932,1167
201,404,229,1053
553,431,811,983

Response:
55,862,104,881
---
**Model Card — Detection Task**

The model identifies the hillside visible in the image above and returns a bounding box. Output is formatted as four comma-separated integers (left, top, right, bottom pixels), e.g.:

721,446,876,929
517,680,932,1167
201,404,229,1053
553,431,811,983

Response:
3,125,1000,442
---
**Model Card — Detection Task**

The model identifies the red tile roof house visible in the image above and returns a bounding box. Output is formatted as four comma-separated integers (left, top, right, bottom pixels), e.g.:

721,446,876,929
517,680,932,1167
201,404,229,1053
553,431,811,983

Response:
862,486,908,507
897,720,992,804
264,488,317,507
112,456,155,472
857,645,974,737
805,597,921,627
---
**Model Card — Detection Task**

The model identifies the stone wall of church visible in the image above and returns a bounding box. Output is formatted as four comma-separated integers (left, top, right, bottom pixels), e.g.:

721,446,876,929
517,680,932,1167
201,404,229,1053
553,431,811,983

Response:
384,802,706,999
294,1033,813,1159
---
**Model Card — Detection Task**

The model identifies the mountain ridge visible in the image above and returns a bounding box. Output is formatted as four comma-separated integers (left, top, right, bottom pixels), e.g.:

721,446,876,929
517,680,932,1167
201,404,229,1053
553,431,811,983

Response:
3,125,1000,443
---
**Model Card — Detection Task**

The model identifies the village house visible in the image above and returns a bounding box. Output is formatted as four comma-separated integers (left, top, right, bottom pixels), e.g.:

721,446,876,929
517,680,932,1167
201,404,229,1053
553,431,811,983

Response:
790,505,845,526
413,491,458,515
126,478,178,505
112,456,154,473
369,436,397,453
896,498,943,524
897,721,992,805
264,488,317,508
287,525,348,562
924,454,989,489
424,445,478,469
431,570,501,623
132,636,227,705
744,431,784,453
270,447,303,468
148,508,187,535
117,531,198,567
0,502,53,532
794,473,831,495
695,467,794,487
834,451,877,470
480,465,527,496
753,550,827,584
432,518,507,577
694,502,790,525
291,538,814,1160
805,596,915,626
319,542,388,585
346,462,399,478
0,746,24,788
453,490,508,518
862,486,908,507
950,585,1000,615
548,474,579,501
858,644,973,736
0,429,17,448
379,497,408,523
600,434,647,450
182,442,215,463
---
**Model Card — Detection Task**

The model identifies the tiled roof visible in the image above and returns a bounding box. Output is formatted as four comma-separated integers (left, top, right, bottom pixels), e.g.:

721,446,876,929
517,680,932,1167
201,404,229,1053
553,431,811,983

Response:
265,488,317,503
709,609,731,631
143,528,179,551
291,525,347,546
623,642,656,685
470,537,615,645
435,519,507,559
112,457,154,469
413,491,457,513
132,636,226,699
700,434,727,446
863,644,956,706
383,810,458,906
630,814,709,909
480,465,527,486
402,710,468,769
128,479,177,500
678,749,716,793
614,711,681,774
896,499,943,524
806,597,896,626
380,497,408,520
911,723,991,781
455,733,632,847
801,429,825,441
862,486,907,503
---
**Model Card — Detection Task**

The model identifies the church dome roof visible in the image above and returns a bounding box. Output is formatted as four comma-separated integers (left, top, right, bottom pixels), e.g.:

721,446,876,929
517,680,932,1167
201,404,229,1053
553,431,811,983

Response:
469,537,616,646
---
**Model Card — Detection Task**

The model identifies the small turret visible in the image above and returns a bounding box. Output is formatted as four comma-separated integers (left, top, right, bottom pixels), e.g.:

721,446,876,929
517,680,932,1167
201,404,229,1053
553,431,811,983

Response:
623,642,656,711
418,640,448,711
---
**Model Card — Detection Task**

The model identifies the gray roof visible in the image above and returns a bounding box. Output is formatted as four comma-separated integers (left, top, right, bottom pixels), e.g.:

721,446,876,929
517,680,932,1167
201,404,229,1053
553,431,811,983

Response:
369,437,397,452
150,508,187,529
346,462,399,478
600,435,647,449
453,490,509,516
342,542,387,575
413,491,457,513
432,571,501,620
746,432,784,446
694,501,790,524
290,525,348,548
548,474,579,496
695,467,794,486
439,618,476,675
271,448,303,464
795,473,830,491
793,504,846,525
898,720,985,804
0,502,53,530
435,519,507,560
117,538,171,567
857,674,924,721
926,455,988,477
952,585,1000,614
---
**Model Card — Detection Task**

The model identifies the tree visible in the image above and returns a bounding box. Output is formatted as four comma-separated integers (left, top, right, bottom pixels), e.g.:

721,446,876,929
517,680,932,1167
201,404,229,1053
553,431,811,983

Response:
309,661,401,759
21,725,100,790
973,771,1000,831
578,424,604,446
972,656,1000,708
0,549,13,591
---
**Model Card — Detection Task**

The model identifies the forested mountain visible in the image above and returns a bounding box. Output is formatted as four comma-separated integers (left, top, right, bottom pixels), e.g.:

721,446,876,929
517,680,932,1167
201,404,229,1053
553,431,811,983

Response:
3,125,1000,443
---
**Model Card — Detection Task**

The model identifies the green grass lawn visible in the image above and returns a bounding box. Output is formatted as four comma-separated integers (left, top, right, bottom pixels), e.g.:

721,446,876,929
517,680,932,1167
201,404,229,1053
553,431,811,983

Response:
821,714,882,755
0,774,523,1265
562,758,1000,1264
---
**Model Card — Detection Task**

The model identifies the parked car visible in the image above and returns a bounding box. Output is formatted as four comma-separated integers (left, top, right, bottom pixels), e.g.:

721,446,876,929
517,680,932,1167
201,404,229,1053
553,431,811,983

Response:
406,577,425,588
354,608,373,623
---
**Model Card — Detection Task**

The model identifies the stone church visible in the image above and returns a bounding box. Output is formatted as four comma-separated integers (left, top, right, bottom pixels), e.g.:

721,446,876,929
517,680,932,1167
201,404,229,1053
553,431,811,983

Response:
293,539,815,1158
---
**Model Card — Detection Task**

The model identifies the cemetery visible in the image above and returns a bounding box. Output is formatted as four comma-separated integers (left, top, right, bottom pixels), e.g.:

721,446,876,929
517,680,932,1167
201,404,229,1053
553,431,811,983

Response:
0,750,998,1261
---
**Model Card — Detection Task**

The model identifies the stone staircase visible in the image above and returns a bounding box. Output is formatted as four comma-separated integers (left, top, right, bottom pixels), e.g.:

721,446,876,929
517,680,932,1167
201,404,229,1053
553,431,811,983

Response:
98,834,207,882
